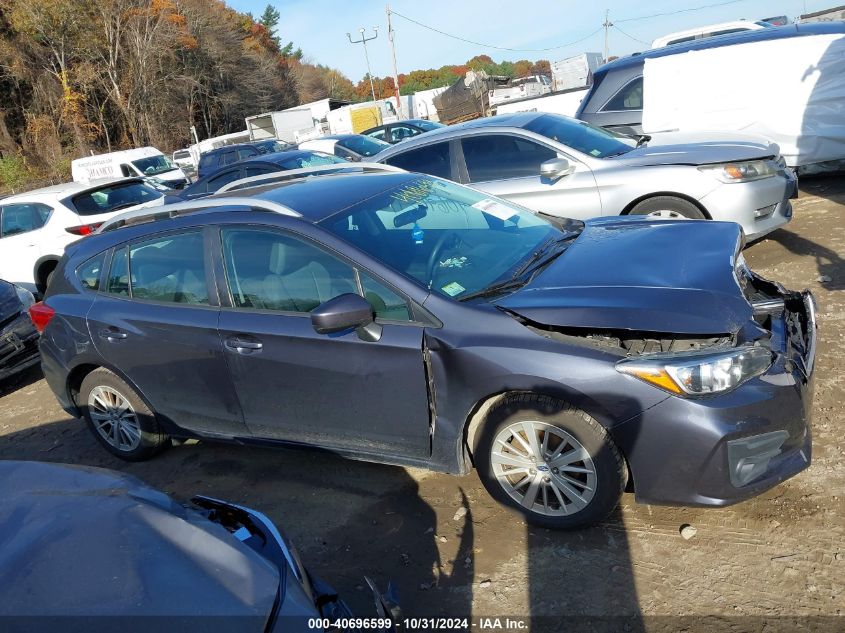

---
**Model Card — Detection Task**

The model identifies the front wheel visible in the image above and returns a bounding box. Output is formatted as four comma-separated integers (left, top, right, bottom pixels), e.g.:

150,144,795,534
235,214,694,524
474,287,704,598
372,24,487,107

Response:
80,368,169,461
475,395,626,529
628,196,705,220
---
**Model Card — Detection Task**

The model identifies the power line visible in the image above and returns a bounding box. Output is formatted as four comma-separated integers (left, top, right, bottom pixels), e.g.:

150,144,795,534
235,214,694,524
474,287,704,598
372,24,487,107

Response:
389,9,602,53
612,24,650,46
616,0,748,23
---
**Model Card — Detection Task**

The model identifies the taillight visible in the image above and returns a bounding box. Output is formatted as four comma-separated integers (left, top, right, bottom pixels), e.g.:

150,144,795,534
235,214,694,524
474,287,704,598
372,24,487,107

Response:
65,223,102,236
28,302,56,333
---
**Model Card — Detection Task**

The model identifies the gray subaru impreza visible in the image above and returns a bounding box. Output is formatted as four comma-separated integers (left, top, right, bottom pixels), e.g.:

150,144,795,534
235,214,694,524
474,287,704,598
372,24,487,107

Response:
32,167,816,529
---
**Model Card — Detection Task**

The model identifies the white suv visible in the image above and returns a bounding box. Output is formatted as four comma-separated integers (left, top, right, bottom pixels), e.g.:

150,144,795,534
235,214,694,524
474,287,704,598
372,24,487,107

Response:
0,178,164,294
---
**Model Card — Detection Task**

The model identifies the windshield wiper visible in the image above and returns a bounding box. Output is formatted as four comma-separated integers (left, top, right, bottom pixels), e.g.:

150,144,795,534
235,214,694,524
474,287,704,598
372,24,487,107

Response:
459,235,576,303
458,278,529,302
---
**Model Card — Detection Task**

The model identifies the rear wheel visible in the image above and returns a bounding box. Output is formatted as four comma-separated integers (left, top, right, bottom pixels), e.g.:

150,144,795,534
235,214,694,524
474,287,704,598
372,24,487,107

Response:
475,395,626,529
79,368,169,461
628,196,705,219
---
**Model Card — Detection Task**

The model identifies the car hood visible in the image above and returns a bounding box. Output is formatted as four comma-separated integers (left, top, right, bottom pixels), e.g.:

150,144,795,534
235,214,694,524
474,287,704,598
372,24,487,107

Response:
612,130,779,167
0,461,279,625
498,217,750,335
0,280,22,321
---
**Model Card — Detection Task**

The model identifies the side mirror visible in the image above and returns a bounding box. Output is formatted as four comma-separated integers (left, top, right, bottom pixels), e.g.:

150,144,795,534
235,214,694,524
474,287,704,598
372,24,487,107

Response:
540,157,574,181
310,293,382,342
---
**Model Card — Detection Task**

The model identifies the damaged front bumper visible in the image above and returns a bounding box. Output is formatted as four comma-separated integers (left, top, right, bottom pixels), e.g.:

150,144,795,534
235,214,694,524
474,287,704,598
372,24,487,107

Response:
610,289,816,507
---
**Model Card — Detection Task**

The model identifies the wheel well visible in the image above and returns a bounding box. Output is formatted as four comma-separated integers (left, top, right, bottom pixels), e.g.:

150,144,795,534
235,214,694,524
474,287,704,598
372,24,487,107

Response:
462,390,635,493
34,258,59,293
67,364,100,410
621,192,711,219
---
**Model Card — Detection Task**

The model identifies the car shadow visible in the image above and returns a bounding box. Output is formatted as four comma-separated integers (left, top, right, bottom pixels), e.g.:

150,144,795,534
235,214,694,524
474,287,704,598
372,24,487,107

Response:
766,228,845,290
0,365,43,399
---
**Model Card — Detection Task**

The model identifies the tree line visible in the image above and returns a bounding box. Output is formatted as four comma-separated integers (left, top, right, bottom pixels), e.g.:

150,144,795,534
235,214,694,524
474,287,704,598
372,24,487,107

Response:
0,0,552,192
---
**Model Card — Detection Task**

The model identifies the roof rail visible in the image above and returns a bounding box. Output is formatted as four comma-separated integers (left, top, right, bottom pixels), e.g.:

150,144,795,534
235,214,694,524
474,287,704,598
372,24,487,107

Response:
97,196,301,234
217,161,406,194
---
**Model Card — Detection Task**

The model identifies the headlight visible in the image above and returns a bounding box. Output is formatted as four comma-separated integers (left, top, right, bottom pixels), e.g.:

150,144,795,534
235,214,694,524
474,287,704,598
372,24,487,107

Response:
14,285,35,310
699,160,778,183
616,346,772,396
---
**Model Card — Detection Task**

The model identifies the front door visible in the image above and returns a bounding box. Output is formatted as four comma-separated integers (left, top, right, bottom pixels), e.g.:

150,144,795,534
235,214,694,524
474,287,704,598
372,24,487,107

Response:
88,229,247,437
216,226,431,459
458,133,603,219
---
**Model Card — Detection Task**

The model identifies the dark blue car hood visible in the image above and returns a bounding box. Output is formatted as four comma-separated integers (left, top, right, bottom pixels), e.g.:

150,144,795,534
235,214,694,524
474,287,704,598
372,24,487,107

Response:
498,218,751,335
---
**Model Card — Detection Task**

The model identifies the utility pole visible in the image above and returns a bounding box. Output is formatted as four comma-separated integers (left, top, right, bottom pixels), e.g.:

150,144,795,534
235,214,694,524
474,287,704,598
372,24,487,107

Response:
603,9,612,63
386,4,404,119
348,27,379,102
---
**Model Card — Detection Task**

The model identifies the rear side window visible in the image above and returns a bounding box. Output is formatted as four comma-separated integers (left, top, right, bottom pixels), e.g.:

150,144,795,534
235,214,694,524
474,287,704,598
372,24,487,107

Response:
107,247,129,296
462,135,556,182
237,148,258,160
77,253,105,291
384,142,451,179
118,232,209,304
198,154,215,171
221,151,238,166
601,76,643,112
207,168,242,191
0,203,52,237
71,182,163,216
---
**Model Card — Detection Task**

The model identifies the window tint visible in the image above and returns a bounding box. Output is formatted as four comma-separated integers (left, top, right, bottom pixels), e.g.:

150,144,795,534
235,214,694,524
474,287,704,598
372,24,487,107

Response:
385,142,451,179
390,125,420,143
78,253,105,291
34,204,52,225
129,232,208,304
601,76,643,112
222,229,357,313
107,247,129,296
208,168,242,191
198,155,214,170
368,128,388,141
237,148,258,160
120,164,134,177
245,165,278,177
359,271,411,321
72,182,163,216
221,151,237,166
1,204,41,237
462,135,556,182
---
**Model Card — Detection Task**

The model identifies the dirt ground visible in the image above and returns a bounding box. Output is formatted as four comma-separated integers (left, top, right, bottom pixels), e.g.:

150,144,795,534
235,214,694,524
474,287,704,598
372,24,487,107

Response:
1,179,843,631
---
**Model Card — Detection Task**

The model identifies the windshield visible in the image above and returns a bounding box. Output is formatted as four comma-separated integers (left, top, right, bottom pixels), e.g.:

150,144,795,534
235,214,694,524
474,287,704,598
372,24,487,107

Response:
71,181,163,216
276,152,345,170
336,135,391,157
322,176,578,299
524,114,635,158
132,154,175,176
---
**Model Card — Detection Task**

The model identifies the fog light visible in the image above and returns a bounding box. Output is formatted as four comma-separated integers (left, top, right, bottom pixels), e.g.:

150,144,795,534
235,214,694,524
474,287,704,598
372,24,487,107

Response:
754,204,776,219
727,430,789,487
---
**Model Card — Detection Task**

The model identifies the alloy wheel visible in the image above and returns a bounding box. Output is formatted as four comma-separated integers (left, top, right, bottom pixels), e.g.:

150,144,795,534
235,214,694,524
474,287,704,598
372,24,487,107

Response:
490,420,597,516
88,386,142,452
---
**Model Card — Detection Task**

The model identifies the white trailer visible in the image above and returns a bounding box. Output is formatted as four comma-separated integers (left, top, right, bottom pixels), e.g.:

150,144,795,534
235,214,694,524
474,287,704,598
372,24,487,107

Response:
246,109,316,144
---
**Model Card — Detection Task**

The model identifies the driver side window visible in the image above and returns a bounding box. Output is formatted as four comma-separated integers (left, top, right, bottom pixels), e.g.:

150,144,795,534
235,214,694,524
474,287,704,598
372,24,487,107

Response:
462,135,556,182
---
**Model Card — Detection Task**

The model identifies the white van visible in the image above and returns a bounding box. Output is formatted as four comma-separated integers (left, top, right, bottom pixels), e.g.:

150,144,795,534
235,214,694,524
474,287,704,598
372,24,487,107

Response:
71,147,188,189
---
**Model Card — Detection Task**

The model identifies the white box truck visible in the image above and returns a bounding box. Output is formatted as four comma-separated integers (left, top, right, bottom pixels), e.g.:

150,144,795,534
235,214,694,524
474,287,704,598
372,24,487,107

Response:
246,109,318,144
71,147,188,189
552,53,604,92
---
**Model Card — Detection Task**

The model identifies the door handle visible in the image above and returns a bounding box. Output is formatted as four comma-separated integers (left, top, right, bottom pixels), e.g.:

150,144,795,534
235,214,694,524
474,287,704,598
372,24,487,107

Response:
98,328,127,342
224,336,263,354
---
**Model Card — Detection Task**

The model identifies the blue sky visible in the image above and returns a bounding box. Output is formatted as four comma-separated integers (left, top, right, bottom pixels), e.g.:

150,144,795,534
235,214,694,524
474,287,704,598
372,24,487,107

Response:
228,0,829,82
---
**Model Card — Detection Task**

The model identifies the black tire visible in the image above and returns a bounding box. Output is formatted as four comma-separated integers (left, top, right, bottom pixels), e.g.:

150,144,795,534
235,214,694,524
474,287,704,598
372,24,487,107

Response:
474,394,626,530
79,368,169,461
628,196,706,219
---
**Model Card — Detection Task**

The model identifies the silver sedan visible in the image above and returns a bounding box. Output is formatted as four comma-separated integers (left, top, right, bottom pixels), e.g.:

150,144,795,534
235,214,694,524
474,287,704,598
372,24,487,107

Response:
375,112,797,241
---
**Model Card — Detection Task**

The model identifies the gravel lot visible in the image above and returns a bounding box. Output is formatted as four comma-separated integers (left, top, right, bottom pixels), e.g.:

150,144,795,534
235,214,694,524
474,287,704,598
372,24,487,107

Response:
1,179,843,630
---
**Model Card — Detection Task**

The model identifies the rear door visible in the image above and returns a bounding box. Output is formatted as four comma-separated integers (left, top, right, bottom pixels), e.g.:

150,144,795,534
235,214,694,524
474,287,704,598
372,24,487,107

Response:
87,228,247,437
457,133,603,219
0,203,52,287
215,226,431,458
